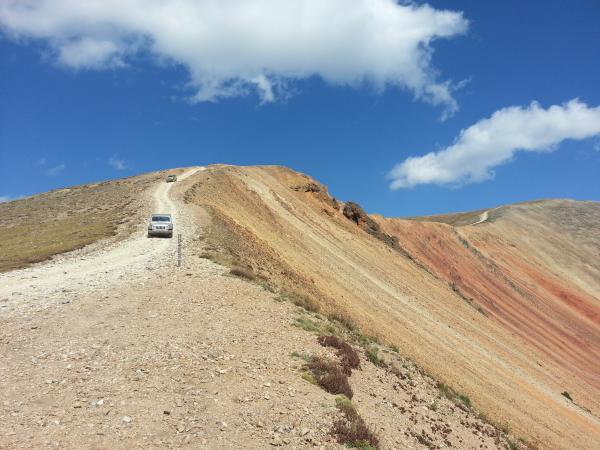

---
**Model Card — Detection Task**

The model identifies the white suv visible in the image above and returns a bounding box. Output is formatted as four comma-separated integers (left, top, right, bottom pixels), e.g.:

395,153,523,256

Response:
147,214,173,238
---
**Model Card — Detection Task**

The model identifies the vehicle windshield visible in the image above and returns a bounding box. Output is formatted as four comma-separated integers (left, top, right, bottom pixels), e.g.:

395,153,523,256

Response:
152,215,171,222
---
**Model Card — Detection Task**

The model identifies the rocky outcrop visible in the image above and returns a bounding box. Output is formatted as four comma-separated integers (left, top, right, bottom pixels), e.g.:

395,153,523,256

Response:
342,201,399,250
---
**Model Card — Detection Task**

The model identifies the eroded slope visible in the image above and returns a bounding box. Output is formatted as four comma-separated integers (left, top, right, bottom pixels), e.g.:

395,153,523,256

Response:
377,201,600,393
185,165,600,449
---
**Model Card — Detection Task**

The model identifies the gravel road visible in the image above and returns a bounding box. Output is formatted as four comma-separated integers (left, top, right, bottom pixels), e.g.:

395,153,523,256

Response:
0,167,203,317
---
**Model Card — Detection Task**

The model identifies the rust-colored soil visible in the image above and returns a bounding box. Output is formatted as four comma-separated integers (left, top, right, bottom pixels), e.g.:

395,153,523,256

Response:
187,165,600,449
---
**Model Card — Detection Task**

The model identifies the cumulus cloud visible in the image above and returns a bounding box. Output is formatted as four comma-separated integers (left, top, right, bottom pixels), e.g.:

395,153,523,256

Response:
47,163,66,176
108,156,126,171
388,99,600,189
0,0,467,112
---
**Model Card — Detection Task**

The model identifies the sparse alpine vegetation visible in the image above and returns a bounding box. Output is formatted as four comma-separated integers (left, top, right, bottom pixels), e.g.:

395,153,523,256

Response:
317,335,360,374
332,396,379,449
0,172,162,272
303,333,379,448
305,355,353,399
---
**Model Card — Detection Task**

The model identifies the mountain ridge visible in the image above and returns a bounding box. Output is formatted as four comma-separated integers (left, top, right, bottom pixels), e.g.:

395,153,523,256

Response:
186,164,600,449
1,164,599,449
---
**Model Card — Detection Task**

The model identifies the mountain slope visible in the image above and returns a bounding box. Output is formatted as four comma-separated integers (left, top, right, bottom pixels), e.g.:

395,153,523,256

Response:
378,200,600,392
0,166,525,450
186,165,600,449
1,164,598,449
0,171,167,272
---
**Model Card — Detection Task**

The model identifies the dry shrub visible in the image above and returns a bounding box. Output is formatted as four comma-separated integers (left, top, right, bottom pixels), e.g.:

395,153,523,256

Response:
306,356,353,399
277,292,320,312
289,293,320,312
229,266,256,280
317,335,360,374
389,364,405,379
365,346,387,368
332,397,379,449
328,313,358,332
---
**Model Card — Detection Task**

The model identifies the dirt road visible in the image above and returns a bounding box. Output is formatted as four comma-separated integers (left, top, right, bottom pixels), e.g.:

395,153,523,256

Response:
470,210,489,225
0,167,202,317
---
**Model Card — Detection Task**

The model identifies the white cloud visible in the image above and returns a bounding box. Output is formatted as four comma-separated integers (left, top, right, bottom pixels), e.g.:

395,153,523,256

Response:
388,99,600,189
0,0,467,113
47,163,66,176
108,156,126,171
58,37,125,69
0,195,11,203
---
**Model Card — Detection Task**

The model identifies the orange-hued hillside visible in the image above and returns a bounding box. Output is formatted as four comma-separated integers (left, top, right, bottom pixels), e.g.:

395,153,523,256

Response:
186,165,600,449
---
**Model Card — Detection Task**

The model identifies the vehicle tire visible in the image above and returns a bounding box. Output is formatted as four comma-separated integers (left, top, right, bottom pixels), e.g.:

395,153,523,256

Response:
147,232,152,238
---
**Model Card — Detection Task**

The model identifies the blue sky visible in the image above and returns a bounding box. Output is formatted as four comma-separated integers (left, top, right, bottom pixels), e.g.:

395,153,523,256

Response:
1,0,599,217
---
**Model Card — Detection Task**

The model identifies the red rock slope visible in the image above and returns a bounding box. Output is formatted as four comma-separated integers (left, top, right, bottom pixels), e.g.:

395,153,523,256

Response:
378,200,600,393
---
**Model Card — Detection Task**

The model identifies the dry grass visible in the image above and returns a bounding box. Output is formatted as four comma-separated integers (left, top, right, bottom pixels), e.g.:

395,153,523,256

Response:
0,213,120,272
0,173,162,272
365,346,387,368
406,208,488,227
278,291,320,312
436,382,472,409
